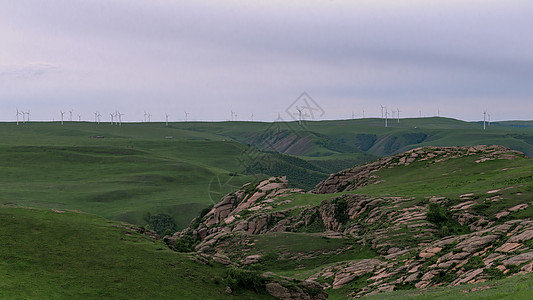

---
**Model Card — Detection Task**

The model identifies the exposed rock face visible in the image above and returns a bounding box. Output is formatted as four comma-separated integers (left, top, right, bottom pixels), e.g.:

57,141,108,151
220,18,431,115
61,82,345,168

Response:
265,281,327,300
171,145,533,299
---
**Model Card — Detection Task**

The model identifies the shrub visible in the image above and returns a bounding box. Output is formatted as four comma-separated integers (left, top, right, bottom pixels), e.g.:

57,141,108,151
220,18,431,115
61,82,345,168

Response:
225,267,267,293
463,256,484,270
172,234,196,252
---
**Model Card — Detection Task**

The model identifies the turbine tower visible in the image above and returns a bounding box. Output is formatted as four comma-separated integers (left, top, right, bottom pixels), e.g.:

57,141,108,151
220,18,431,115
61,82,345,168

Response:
144,111,148,122
185,111,190,122
165,113,169,127
296,106,303,125
22,110,30,123
397,108,401,124
483,111,487,130
16,108,22,125
384,107,388,128
60,111,65,125
110,113,114,125
69,110,73,122
95,111,102,124
118,112,124,126
380,105,384,118
78,114,82,122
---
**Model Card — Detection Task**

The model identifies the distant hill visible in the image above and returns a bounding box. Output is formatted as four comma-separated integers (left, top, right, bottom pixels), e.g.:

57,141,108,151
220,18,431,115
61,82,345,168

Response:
1,117,532,230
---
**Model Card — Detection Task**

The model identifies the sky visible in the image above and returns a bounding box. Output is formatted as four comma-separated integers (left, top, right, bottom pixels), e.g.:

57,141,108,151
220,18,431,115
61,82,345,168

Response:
1,0,533,122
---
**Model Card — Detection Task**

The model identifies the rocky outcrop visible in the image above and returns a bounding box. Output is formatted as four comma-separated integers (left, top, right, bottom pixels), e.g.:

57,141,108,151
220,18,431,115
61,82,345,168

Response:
265,281,327,300
171,145,533,299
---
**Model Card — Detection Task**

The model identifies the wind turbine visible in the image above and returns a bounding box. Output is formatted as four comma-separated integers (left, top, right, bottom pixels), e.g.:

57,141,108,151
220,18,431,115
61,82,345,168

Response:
69,110,73,122
397,108,401,124
118,112,124,126
165,113,169,127
78,114,82,122
16,108,22,125
352,111,355,119
230,110,234,121
22,110,30,123
251,113,254,122
362,109,365,118
488,113,491,126
384,107,388,128
110,113,114,125
60,111,65,125
95,111,101,124
380,105,384,118
296,106,303,125
483,111,487,130
391,110,396,119
185,111,190,122
144,111,148,122
115,111,119,125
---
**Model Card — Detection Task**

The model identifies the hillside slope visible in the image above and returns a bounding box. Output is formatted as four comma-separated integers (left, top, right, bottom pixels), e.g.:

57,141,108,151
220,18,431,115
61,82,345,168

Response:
173,145,533,298
0,205,274,299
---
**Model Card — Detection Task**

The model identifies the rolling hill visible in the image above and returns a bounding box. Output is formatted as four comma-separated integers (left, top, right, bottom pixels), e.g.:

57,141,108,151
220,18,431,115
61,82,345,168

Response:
1,117,533,232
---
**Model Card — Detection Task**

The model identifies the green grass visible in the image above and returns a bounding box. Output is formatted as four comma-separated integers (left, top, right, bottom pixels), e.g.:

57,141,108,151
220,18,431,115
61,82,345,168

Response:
251,232,376,276
2,118,533,229
351,154,533,199
0,205,272,299
361,272,533,299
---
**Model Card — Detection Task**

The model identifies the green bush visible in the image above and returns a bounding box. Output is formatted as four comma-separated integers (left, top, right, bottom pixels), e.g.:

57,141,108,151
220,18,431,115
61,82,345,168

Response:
483,267,505,280
143,213,177,235
225,267,267,293
172,234,196,253
463,256,484,270
426,203,469,236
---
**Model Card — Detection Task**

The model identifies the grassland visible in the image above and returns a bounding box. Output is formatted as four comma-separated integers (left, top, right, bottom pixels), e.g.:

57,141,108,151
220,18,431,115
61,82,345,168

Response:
0,205,273,299
1,118,532,230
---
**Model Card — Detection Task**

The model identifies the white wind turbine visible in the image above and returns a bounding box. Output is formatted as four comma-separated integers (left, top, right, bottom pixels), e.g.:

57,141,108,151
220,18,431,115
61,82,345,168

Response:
95,111,102,124
397,108,401,124
69,110,73,122
165,113,169,127
16,108,22,125
114,111,120,125
384,107,388,127
362,109,365,118
380,105,384,118
78,114,82,122
185,111,190,122
296,106,303,125
483,111,487,130
110,113,114,125
60,111,65,125
144,111,148,122
22,110,30,123
147,112,152,122
118,112,124,126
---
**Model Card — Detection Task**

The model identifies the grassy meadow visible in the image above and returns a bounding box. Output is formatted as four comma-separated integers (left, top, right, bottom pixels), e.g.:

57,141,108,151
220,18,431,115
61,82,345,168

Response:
1,118,533,230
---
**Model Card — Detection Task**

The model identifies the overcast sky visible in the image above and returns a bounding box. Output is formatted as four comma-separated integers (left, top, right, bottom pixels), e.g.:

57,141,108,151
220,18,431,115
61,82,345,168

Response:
1,0,532,122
